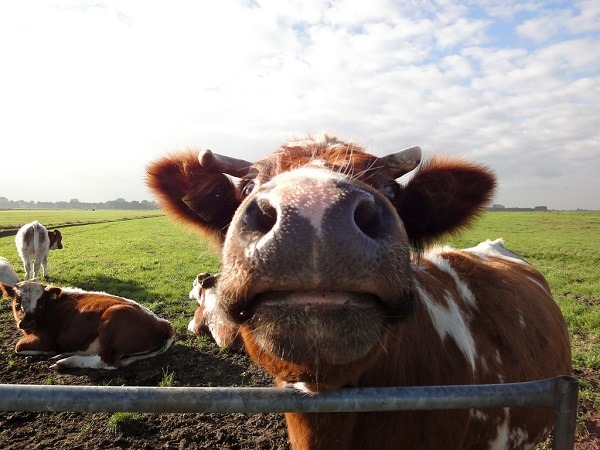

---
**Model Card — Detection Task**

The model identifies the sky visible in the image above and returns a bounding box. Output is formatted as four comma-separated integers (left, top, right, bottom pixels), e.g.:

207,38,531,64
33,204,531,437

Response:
0,0,598,210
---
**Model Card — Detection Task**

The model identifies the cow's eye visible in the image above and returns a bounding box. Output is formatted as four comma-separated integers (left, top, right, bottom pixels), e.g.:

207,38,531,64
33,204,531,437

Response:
242,181,256,197
383,184,395,201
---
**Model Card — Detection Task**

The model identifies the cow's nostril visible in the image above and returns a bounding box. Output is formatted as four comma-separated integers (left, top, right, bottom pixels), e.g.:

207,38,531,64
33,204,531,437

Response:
354,199,382,240
246,198,278,235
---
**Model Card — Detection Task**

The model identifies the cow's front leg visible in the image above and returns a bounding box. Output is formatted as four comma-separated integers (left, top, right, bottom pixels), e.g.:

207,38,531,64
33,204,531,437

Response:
15,334,56,356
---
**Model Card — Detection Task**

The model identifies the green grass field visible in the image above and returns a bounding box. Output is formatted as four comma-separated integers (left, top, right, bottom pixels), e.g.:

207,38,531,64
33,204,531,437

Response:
0,209,163,233
0,209,597,441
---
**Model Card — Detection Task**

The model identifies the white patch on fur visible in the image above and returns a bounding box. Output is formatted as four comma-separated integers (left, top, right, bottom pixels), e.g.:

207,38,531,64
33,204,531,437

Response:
510,427,531,448
488,408,510,450
417,284,477,371
518,313,526,329
423,251,476,307
494,350,502,365
187,317,197,333
480,356,489,373
526,275,552,297
282,381,315,395
470,409,488,421
465,238,530,266
50,334,174,370
119,334,175,367
50,354,115,370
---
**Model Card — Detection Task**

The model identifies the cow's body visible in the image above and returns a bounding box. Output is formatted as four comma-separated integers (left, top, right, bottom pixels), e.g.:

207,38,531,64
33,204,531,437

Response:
0,257,19,285
188,273,243,350
147,134,571,449
0,281,174,369
15,221,63,280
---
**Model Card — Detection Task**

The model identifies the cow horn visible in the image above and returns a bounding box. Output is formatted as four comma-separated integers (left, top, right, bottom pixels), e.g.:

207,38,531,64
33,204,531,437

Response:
381,146,422,179
199,149,254,178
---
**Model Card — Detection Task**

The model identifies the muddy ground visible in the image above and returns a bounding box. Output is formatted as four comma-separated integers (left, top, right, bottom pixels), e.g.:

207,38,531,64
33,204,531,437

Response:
0,303,597,449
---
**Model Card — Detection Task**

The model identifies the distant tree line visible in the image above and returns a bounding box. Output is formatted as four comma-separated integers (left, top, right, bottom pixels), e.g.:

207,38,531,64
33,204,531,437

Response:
488,204,548,212
0,197,157,210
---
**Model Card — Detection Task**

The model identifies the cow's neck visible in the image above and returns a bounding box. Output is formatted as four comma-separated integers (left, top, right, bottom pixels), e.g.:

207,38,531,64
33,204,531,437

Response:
285,412,357,450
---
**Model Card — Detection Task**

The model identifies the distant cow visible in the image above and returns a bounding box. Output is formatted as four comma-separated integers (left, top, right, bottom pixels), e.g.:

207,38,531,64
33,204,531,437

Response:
0,281,174,369
147,134,571,449
188,273,243,350
0,257,19,285
15,221,63,280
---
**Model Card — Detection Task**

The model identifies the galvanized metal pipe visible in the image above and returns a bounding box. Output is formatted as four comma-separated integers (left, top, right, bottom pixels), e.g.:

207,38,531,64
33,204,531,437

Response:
0,376,578,449
552,376,579,450
0,376,569,414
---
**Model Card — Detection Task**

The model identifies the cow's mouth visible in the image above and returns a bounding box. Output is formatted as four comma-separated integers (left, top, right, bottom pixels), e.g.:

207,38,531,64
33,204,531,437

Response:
254,290,382,308
240,290,388,367
17,320,35,332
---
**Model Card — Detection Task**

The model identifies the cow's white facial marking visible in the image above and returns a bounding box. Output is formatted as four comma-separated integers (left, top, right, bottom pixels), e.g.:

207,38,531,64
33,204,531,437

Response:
16,283,45,313
417,284,477,371
258,168,346,236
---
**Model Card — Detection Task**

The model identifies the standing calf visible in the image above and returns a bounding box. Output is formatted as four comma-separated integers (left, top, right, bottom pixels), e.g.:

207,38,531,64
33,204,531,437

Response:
15,221,63,280
0,281,174,369
147,134,572,449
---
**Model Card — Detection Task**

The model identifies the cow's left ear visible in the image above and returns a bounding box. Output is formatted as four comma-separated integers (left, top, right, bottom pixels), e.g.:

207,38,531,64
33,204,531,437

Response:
394,156,496,250
44,286,62,300
0,283,16,299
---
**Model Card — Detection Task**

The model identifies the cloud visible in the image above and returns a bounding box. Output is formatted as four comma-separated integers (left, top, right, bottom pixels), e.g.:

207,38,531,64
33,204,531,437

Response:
0,0,598,209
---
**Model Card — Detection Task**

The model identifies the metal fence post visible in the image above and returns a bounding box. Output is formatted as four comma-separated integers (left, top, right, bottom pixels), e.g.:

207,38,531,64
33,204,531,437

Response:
552,376,579,450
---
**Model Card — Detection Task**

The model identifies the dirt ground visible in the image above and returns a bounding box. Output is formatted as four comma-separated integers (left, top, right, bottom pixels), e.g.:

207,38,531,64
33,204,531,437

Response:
0,304,597,450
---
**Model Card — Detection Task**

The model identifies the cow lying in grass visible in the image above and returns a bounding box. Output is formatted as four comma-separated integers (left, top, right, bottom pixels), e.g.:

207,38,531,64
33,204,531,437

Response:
0,281,174,369
188,272,243,350
0,257,19,285
147,134,572,450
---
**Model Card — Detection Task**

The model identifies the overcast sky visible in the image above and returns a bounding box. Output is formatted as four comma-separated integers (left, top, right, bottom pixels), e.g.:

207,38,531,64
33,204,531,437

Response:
1,0,598,210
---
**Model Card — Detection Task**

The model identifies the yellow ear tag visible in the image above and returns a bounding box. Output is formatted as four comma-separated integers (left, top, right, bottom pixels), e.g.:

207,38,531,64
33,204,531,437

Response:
51,293,58,300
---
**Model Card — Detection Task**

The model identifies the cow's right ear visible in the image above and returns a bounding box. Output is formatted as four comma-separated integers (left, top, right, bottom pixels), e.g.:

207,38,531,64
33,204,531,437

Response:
44,286,62,300
0,283,16,299
146,151,241,245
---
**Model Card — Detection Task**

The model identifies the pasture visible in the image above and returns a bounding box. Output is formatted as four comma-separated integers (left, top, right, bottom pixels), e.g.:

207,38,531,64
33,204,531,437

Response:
0,210,597,449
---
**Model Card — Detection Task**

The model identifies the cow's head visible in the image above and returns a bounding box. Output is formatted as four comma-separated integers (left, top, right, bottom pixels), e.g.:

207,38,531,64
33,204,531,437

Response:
147,134,495,391
49,230,63,250
188,273,243,350
0,281,61,332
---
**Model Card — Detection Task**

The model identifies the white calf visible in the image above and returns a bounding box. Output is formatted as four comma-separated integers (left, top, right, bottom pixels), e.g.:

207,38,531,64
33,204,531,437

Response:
15,221,63,280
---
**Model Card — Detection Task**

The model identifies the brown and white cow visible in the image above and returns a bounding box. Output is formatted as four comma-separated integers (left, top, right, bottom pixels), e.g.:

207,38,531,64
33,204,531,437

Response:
0,281,175,370
147,134,571,450
0,257,19,285
15,221,63,280
188,272,243,350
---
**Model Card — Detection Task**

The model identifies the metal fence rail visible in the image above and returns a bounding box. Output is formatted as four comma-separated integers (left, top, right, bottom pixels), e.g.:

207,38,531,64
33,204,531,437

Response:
0,375,578,449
